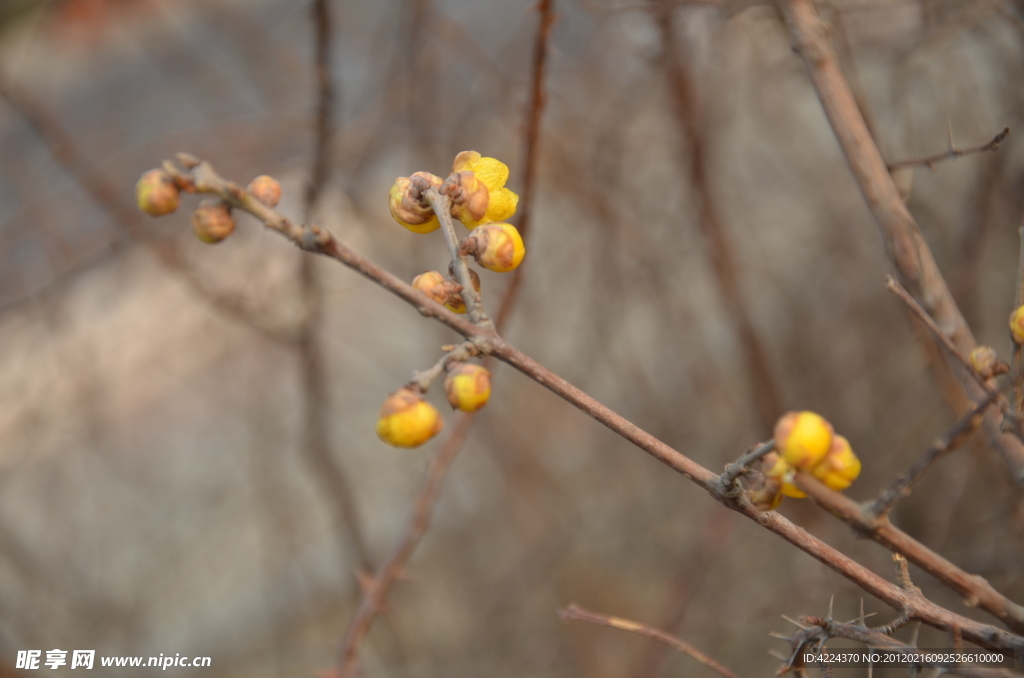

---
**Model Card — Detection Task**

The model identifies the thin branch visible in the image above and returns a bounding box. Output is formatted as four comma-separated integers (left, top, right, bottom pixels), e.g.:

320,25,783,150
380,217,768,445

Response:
868,380,1008,518
790,472,1024,635
334,6,555,670
494,0,556,332
886,127,1010,172
885,276,994,396
164,156,1024,654
559,604,740,678
719,439,775,495
655,2,783,431
336,412,474,677
781,0,1024,489
783,616,1018,678
294,0,376,578
0,77,292,345
424,188,490,326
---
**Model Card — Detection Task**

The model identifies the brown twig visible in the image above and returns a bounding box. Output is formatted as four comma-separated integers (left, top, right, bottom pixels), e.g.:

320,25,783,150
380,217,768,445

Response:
336,6,556,666
336,412,474,677
885,276,995,397
719,439,775,494
424,188,490,326
780,0,1024,489
0,76,291,344
782,616,1018,678
295,0,375,577
886,127,1010,172
791,472,1024,635
165,156,1024,654
494,0,556,333
559,603,740,678
868,379,1010,518
655,2,783,432
629,510,737,678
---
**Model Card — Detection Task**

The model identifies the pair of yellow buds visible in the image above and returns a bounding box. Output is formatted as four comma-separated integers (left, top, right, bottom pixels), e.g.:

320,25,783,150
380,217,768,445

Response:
389,152,526,274
375,364,492,447
754,411,862,510
136,169,282,244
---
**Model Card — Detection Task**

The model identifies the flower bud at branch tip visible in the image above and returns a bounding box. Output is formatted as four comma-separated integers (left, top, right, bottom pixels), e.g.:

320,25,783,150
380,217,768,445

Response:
444,363,492,412
247,175,282,207
191,199,235,244
136,169,180,216
459,223,525,273
376,387,444,448
969,345,1008,380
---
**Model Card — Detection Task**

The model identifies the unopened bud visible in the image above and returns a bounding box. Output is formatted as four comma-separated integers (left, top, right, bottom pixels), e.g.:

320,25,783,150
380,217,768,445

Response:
1012,306,1024,344
247,175,282,207
811,435,861,491
444,363,492,412
375,387,444,448
442,267,481,314
191,199,236,244
458,222,525,273
969,345,1008,379
774,411,833,471
136,169,180,216
389,172,443,233
443,171,490,228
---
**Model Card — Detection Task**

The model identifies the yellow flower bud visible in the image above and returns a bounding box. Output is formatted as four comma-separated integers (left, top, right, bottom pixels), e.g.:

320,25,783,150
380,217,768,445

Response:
247,175,282,207
1011,306,1024,344
412,271,451,305
411,270,479,314
449,151,519,227
375,387,444,448
389,172,443,233
458,223,525,273
774,411,833,471
763,452,806,498
191,199,235,244
969,345,1008,380
444,363,492,412
136,169,180,216
811,435,861,491
445,171,490,228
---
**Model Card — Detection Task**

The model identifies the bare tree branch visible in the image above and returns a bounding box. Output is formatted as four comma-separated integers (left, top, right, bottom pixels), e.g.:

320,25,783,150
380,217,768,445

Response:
780,0,1024,489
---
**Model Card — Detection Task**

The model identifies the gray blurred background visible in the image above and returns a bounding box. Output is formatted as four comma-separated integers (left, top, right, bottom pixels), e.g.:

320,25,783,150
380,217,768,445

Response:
1,0,1023,676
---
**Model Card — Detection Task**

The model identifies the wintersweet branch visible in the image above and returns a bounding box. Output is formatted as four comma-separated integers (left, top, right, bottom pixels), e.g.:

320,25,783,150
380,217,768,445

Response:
792,472,1024,635
886,127,1010,172
782,616,1018,678
781,0,1024,489
424,188,490,326
559,604,740,678
155,156,1024,653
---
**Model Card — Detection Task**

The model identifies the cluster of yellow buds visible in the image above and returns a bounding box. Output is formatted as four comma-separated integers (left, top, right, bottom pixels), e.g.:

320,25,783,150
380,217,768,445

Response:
388,150,525,269
135,167,283,247
754,411,862,508
375,362,493,447
377,151,520,448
